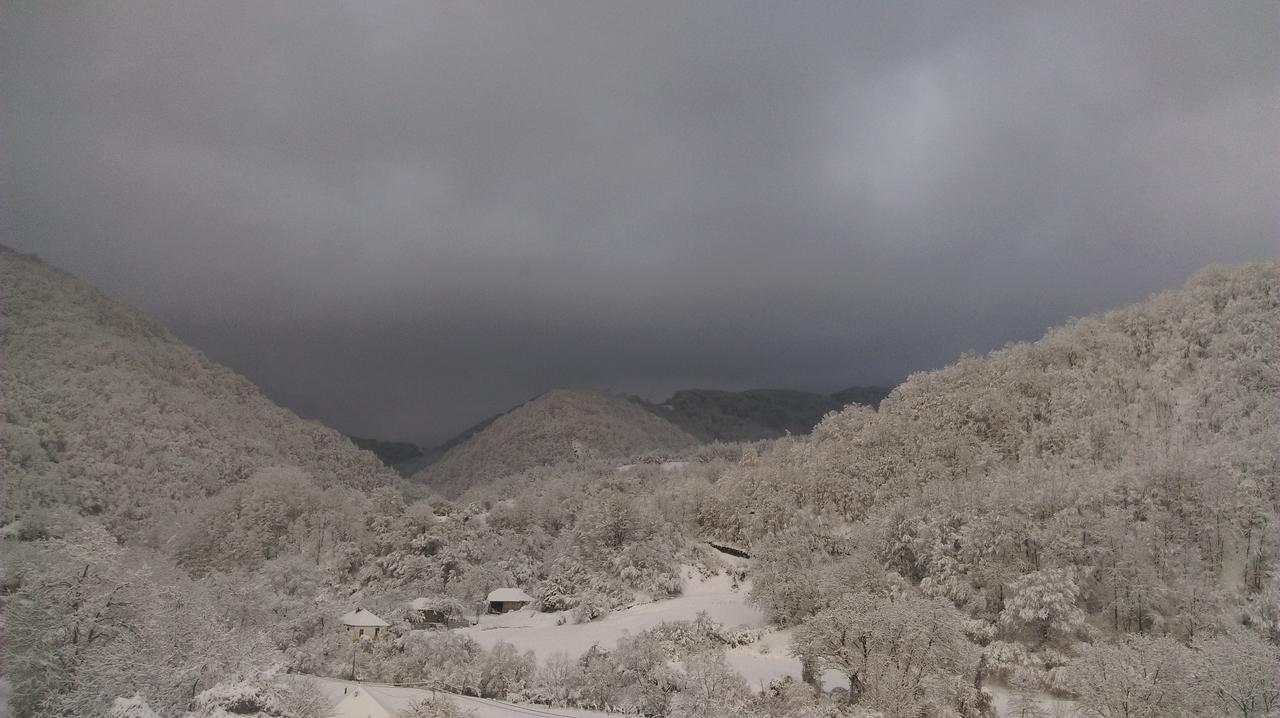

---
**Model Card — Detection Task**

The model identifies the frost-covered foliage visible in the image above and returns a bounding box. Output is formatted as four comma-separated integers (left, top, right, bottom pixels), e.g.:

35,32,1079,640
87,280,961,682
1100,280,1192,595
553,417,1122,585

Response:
792,592,988,717
2,525,273,717
187,683,277,717
999,569,1087,645
1059,636,1199,718
646,612,761,653
1190,628,1280,718
109,696,160,718
720,264,1279,642
0,247,395,541
396,695,473,718
412,388,700,496
667,652,752,718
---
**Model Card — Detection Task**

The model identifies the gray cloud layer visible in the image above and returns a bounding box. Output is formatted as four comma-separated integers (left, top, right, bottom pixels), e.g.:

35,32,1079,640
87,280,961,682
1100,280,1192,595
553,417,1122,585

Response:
3,2,1276,443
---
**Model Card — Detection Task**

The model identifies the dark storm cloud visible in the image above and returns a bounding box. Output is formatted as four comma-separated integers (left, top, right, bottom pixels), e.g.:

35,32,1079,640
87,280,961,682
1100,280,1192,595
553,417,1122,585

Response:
2,2,1276,443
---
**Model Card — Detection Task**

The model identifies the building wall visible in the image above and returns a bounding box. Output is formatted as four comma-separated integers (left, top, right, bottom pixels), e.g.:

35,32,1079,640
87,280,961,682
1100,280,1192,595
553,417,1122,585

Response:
346,624,382,640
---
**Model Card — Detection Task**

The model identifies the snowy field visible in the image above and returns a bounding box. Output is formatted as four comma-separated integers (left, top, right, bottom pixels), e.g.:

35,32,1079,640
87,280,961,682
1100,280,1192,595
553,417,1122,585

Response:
302,675,612,718
458,569,763,658
452,566,1070,716
455,566,839,693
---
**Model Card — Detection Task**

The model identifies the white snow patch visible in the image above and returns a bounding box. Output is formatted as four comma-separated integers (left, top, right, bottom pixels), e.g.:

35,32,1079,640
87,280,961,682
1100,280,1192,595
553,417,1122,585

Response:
986,683,1079,717
294,676,611,718
456,567,835,692
460,570,766,661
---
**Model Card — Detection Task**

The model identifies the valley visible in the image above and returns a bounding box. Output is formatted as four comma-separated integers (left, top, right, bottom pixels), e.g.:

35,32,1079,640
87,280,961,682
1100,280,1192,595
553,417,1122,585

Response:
2,250,1277,718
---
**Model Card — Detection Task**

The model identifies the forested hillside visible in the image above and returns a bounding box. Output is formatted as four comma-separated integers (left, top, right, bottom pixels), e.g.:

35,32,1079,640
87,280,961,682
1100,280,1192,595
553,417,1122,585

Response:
704,261,1280,712
412,388,699,496
0,246,395,540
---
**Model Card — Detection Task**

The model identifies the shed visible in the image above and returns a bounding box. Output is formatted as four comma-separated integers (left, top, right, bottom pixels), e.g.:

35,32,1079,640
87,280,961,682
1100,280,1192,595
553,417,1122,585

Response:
339,607,389,641
486,587,534,613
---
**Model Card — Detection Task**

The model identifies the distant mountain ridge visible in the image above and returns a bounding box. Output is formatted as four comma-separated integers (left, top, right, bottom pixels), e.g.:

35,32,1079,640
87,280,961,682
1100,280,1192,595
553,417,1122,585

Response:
346,435,425,473
410,388,700,496
0,247,396,538
404,383,891,493
654,385,890,442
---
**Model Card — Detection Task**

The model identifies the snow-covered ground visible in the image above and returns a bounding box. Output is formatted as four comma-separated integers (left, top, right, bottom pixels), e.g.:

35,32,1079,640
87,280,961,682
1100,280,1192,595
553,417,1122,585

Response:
459,569,763,659
454,566,844,692
312,567,1075,716
300,675,611,718
454,567,1068,715
986,683,1079,717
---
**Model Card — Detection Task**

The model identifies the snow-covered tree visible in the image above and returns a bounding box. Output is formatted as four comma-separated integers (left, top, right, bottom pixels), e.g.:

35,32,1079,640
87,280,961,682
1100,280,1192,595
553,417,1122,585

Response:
791,592,978,715
1193,628,1280,718
999,568,1086,646
1061,636,1200,718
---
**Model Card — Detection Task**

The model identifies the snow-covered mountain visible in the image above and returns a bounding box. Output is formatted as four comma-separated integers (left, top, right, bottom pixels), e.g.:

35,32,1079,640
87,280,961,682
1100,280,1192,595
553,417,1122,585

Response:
0,246,396,538
411,388,699,496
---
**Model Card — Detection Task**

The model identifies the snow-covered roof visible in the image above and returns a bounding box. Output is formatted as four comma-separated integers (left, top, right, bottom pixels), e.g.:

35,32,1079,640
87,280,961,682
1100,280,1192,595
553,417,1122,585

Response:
486,588,534,603
335,684,425,718
339,607,389,627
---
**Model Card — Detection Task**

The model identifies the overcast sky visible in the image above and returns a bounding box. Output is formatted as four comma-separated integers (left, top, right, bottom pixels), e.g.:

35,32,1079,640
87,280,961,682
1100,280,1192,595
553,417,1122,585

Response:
2,2,1276,444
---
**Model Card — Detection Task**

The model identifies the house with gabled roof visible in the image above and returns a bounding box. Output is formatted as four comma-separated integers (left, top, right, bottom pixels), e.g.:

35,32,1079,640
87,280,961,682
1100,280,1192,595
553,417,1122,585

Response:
339,607,389,641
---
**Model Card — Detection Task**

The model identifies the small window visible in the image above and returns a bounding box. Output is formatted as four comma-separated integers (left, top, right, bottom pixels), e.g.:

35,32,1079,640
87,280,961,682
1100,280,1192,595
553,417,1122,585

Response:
359,628,365,637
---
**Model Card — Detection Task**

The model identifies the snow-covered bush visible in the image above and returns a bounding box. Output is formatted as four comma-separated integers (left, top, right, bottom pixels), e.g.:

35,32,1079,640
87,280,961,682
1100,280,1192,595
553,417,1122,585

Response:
647,612,761,656
188,682,275,717
570,594,611,623
397,695,473,718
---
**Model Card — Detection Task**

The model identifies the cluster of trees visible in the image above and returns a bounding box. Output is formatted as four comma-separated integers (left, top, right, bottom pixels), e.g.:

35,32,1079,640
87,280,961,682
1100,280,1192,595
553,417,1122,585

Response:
2,525,272,717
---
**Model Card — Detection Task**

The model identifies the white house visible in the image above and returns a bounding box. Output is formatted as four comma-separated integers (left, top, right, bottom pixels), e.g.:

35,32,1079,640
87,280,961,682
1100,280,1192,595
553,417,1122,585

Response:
339,607,389,641
485,588,534,613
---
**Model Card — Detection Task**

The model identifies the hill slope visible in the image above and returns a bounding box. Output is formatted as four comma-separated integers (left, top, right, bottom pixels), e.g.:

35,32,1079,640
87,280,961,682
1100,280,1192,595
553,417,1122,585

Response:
412,389,699,496
720,261,1279,640
0,247,394,537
